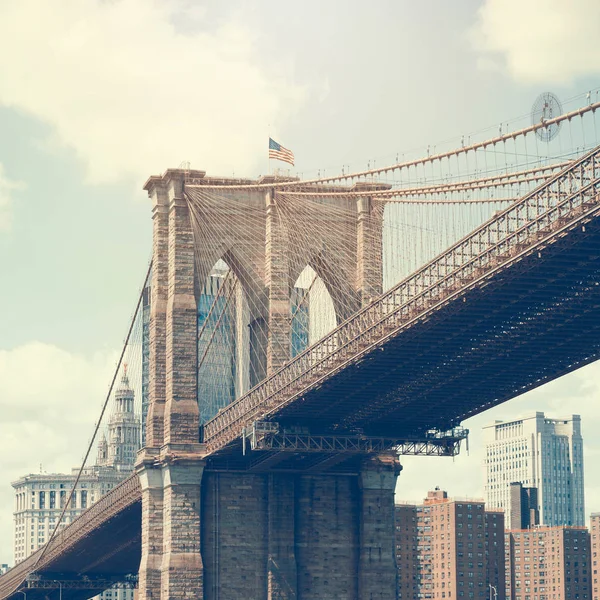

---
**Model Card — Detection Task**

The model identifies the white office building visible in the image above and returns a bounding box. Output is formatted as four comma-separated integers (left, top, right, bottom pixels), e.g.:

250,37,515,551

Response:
483,412,584,527
12,370,140,599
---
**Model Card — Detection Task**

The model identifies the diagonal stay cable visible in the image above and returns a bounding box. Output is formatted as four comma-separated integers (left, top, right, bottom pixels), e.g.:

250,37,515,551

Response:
196,268,233,342
197,278,238,374
31,259,153,573
290,274,318,325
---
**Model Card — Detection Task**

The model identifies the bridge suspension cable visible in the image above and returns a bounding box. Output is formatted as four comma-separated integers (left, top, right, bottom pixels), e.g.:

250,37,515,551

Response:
30,260,153,573
186,101,600,191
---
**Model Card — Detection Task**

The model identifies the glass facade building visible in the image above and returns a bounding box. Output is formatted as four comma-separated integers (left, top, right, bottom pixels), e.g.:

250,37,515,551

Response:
291,286,310,358
197,271,237,424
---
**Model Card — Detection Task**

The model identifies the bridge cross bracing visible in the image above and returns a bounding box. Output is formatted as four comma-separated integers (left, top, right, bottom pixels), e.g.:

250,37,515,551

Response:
2,96,600,599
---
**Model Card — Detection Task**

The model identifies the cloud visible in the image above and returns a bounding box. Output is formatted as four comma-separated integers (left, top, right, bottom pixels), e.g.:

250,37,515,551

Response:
0,342,117,564
471,0,600,83
399,361,600,517
0,0,305,186
0,164,24,232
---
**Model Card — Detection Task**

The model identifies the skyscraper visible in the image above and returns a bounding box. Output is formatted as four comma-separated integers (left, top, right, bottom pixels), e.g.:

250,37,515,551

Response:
97,366,141,471
290,285,310,358
509,483,540,530
483,413,584,527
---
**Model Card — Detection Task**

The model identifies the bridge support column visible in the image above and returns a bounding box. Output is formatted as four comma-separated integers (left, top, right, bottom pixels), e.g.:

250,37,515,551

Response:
358,455,401,600
160,460,205,599
137,176,169,600
355,185,388,306
164,171,199,445
296,475,359,599
139,170,206,599
266,189,291,374
137,455,164,600
268,474,298,599
159,171,205,597
202,472,269,599
144,177,169,448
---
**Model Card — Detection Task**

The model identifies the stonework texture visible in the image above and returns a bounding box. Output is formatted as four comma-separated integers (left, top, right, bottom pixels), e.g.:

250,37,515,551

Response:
356,197,384,307
265,190,292,374
358,456,400,599
268,474,298,599
164,185,199,445
200,470,399,600
202,472,269,599
147,181,168,449
296,474,360,599
160,463,204,599
137,461,164,600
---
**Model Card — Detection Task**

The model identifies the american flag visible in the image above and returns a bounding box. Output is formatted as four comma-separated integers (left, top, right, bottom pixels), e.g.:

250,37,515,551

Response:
269,138,294,166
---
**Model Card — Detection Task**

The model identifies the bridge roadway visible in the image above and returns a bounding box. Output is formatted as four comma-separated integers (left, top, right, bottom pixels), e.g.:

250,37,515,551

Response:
203,145,600,459
0,476,141,600
2,147,600,598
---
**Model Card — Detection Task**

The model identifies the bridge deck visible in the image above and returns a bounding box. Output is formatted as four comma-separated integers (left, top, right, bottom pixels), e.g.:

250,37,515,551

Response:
0,477,141,600
204,146,600,460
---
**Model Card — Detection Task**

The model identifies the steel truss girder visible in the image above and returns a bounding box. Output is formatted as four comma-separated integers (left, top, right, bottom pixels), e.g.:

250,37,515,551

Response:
244,422,468,457
24,577,137,591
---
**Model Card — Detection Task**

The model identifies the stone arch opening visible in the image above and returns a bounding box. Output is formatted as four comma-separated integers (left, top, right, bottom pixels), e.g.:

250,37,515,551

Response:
197,258,266,423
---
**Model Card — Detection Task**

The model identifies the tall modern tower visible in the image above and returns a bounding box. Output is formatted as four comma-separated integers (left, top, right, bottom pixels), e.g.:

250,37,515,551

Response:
483,412,585,527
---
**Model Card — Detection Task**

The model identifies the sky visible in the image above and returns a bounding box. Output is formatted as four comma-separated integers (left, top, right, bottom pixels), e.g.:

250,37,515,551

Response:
1,0,600,565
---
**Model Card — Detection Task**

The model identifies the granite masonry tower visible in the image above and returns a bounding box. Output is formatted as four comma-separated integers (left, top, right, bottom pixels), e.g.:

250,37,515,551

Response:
135,169,400,599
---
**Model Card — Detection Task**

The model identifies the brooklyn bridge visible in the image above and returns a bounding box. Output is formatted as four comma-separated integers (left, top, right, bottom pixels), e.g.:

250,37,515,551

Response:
2,99,600,599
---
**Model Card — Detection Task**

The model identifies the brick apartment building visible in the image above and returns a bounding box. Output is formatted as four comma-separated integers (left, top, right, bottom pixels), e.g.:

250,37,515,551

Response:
395,489,505,600
590,514,600,600
505,527,591,600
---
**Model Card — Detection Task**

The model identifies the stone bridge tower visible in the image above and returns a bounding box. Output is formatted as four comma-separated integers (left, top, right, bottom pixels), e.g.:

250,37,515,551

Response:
135,169,400,599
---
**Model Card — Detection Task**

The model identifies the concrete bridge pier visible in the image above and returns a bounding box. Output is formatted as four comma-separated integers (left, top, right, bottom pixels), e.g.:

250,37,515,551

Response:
199,460,400,600
358,455,401,599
